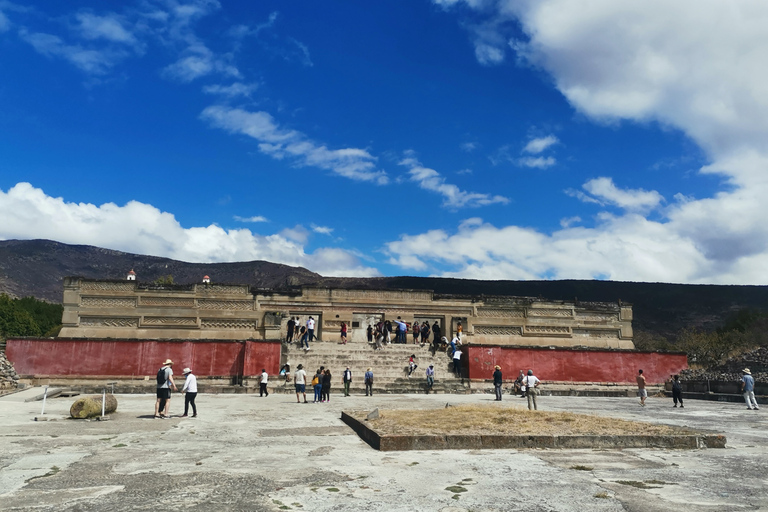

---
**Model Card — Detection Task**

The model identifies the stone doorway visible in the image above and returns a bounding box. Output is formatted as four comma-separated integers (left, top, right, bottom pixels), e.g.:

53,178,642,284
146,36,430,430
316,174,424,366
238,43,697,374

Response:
351,313,382,343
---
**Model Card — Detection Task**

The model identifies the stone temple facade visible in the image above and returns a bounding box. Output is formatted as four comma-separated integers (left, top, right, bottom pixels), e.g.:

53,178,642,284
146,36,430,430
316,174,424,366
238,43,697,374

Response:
59,277,634,349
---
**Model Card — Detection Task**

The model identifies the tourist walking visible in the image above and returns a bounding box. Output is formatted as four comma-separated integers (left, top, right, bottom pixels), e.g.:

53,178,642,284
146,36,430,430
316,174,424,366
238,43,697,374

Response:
259,368,269,397
412,322,420,344
180,367,197,417
452,347,463,378
426,364,435,394
636,369,647,407
154,359,177,419
524,369,540,410
306,316,316,345
294,364,308,403
742,368,759,410
322,369,332,402
364,367,374,396
340,322,347,344
671,375,683,408
421,321,430,345
286,317,295,343
408,354,418,377
342,366,352,396
299,325,308,349
312,369,323,403
493,365,503,401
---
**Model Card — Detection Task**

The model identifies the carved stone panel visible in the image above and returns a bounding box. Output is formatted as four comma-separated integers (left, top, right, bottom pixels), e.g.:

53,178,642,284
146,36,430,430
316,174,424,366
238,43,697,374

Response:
80,317,138,328
198,299,253,310
199,284,249,295
572,328,620,339
474,326,523,336
524,326,571,336
80,282,135,292
527,308,573,317
321,289,433,302
575,312,619,321
81,297,137,308
201,319,257,330
140,297,195,307
142,317,198,326
476,308,526,318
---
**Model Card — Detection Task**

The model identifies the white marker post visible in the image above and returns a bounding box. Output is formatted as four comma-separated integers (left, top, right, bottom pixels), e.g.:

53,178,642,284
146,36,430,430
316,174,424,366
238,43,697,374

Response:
40,385,49,416
101,388,106,418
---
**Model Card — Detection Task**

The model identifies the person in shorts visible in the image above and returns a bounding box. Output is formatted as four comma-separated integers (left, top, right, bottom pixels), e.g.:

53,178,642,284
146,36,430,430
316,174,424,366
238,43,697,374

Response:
636,369,647,406
294,364,308,403
155,359,177,418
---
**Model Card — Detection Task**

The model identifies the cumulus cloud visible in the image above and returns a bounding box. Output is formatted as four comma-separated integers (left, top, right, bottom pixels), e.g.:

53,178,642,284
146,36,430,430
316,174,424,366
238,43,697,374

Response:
0,183,379,277
201,105,388,184
18,28,125,75
202,81,258,98
399,154,509,209
415,0,768,284
74,12,137,45
518,156,555,169
162,44,239,82
311,225,333,235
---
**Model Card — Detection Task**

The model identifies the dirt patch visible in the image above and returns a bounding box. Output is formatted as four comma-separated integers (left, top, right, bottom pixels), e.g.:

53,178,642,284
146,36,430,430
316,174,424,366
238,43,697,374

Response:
364,405,696,437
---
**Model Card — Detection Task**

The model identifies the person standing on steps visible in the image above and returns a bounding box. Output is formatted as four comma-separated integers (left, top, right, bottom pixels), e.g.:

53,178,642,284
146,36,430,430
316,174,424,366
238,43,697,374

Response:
342,366,352,396
636,369,647,407
426,364,435,393
286,317,295,344
412,322,420,344
493,365,503,401
421,321,430,346
671,374,683,408
259,368,269,397
364,367,374,396
408,354,418,377
180,367,197,417
452,347,463,378
524,369,540,410
340,322,347,344
294,364,308,403
155,359,177,419
306,316,315,348
367,324,373,346
432,321,442,349
742,368,760,410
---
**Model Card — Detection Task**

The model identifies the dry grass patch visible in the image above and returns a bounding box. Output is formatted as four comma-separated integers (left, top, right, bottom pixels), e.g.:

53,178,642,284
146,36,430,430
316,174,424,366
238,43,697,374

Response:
366,405,696,437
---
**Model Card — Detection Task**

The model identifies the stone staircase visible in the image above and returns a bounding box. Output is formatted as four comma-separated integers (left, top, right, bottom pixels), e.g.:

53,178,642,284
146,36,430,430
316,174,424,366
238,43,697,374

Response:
274,340,470,394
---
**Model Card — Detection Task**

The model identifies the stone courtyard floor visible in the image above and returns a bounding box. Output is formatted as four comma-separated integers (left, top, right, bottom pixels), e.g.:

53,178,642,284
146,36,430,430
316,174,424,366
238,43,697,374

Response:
0,389,766,511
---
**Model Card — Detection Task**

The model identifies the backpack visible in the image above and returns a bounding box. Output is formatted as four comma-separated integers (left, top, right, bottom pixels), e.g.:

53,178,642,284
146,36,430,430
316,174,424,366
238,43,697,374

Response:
156,367,167,386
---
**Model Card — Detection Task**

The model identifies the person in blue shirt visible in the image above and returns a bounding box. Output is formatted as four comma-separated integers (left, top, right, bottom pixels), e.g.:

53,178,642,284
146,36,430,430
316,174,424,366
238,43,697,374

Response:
741,368,760,410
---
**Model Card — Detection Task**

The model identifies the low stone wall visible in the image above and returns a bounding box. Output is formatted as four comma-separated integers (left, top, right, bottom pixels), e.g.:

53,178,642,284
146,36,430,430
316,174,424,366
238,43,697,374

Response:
0,351,19,393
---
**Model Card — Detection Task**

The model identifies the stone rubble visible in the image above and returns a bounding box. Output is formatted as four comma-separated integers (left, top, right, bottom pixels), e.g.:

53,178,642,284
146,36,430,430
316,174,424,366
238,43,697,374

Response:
680,346,768,382
0,351,19,392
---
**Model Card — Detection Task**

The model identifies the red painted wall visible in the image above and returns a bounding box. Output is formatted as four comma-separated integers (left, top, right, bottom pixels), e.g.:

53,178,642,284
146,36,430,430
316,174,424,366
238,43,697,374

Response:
6,338,281,378
467,346,688,384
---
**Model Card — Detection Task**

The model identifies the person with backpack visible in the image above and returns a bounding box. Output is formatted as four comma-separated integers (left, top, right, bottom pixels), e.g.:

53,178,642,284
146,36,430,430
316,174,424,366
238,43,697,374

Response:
154,359,177,419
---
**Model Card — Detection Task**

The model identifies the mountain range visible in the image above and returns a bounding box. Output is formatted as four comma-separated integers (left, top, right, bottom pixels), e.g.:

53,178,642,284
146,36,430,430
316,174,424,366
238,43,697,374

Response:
2,239,768,341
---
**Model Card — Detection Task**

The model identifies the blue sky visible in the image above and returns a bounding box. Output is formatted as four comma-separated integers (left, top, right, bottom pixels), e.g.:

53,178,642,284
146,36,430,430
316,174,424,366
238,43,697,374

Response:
1,0,767,284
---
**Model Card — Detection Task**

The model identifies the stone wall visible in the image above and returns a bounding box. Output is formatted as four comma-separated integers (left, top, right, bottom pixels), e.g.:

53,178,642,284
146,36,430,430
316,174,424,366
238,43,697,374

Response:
0,351,19,393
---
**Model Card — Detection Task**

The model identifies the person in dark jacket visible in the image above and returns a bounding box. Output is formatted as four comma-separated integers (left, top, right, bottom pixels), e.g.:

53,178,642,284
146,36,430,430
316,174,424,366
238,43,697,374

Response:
321,369,332,402
672,374,684,408
493,365,503,401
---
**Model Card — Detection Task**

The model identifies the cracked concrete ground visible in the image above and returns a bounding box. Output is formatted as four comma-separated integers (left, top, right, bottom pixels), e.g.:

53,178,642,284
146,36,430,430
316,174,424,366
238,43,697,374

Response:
0,389,766,511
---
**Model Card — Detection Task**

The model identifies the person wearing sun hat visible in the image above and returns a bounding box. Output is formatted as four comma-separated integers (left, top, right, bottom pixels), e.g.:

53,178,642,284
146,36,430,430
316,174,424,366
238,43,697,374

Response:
741,368,759,410
493,365,503,401
154,359,177,419
180,367,198,417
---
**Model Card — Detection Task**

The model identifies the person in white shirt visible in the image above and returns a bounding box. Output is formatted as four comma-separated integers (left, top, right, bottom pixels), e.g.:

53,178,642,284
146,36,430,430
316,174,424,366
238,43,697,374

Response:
180,367,197,418
305,317,316,350
259,369,269,397
524,369,540,410
452,348,463,377
294,364,308,403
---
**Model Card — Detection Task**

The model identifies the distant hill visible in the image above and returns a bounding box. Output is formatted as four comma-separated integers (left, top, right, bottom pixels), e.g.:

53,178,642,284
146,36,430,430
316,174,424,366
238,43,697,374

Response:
2,239,768,341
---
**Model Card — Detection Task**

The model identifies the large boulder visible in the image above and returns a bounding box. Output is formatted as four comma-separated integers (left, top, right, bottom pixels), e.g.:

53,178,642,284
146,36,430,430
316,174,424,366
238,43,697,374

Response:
70,394,118,419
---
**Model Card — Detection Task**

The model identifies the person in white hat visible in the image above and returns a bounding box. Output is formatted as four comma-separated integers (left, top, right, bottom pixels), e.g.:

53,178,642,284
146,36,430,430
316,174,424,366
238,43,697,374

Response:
181,367,198,417
741,368,760,410
155,359,177,419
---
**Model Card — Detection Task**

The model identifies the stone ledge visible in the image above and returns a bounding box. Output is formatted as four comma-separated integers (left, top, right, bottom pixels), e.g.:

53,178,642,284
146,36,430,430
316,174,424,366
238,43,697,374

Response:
340,411,727,451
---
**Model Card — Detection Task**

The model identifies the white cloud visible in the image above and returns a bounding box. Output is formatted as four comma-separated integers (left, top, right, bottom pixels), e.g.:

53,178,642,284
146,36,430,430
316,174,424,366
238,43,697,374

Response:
0,183,379,277
518,156,555,169
523,135,558,154
475,43,504,65
460,142,477,152
201,105,388,184
74,12,137,45
203,82,258,98
422,0,768,284
311,225,333,235
398,155,509,209
559,216,581,228
580,177,663,211
162,44,239,82
0,10,10,32
234,215,268,223
18,28,124,75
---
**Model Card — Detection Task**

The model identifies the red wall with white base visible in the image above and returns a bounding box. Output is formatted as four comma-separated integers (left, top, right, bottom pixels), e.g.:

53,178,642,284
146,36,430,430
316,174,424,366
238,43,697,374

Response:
467,346,688,384
6,338,281,378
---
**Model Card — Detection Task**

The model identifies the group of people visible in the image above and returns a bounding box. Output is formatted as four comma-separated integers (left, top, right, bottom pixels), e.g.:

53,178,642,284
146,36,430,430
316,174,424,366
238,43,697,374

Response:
154,359,198,419
492,366,540,409
291,364,375,402
285,316,317,351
